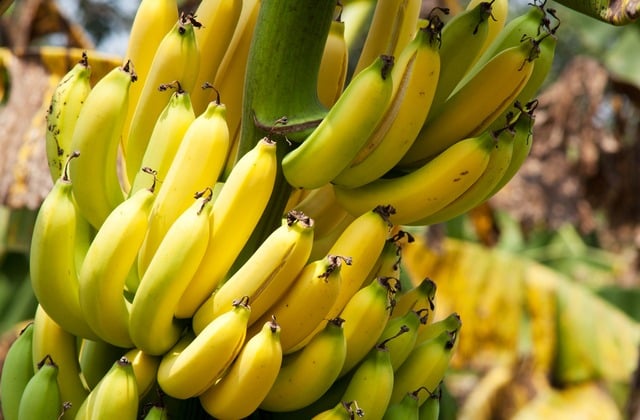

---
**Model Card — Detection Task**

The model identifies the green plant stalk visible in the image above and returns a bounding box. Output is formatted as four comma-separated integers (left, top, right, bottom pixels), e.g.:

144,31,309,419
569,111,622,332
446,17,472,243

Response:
552,0,640,24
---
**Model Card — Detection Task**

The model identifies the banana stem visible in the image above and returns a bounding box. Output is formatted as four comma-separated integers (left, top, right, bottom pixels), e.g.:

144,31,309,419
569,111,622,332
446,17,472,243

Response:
552,0,639,24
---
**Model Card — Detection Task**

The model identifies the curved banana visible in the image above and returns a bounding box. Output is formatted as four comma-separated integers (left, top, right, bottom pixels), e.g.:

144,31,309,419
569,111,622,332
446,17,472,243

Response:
281,55,394,189
123,348,161,400
143,404,169,420
157,297,250,399
45,53,91,182
31,305,88,419
293,183,350,240
189,0,243,114
30,156,98,340
415,312,463,345
128,84,195,197
75,357,139,420
339,276,397,376
318,18,349,108
383,388,423,420
334,131,495,225
138,98,230,275
466,0,510,58
381,308,428,371
129,191,213,355
192,210,314,333
78,339,128,391
249,254,344,354
0,323,34,420
199,318,283,418
79,169,157,348
392,277,437,323
69,62,136,229
418,387,442,420
18,355,63,420
175,137,278,319
260,318,347,412
332,20,442,188
125,13,200,185
313,401,362,420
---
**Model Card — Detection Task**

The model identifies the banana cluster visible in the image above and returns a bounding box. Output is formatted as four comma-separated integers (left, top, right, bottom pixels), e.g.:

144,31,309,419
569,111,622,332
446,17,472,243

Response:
0,0,564,418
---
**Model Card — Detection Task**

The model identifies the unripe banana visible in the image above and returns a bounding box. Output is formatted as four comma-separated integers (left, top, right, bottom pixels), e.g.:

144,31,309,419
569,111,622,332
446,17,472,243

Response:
18,355,63,420
45,53,91,182
261,318,347,412
318,18,349,108
392,277,437,323
157,297,251,399
0,323,34,420
383,387,425,420
175,137,278,319
199,318,283,418
418,387,441,420
281,55,394,189
142,404,169,420
415,312,462,345
313,401,363,420
129,190,213,355
466,0,509,58
69,62,136,229
381,308,428,371
192,210,314,333
78,339,128,391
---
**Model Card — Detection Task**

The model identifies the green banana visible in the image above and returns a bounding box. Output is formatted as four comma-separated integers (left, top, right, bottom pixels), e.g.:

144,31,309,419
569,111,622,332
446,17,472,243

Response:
418,387,441,420
0,323,35,420
78,339,128,391
383,388,423,420
380,308,429,371
17,355,63,420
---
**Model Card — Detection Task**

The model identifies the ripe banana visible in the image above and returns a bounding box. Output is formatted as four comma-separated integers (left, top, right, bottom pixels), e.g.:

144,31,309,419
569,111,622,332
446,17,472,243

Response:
0,323,35,420
313,401,363,420
293,183,350,240
260,317,347,412
125,13,200,184
281,54,394,189
318,18,349,108
381,308,428,371
123,348,161,400
157,297,250,399
128,84,195,197
335,131,495,225
18,355,63,420
175,137,278,319
29,155,98,340
69,62,136,229
45,53,91,182
392,277,437,322
332,20,442,188
79,169,157,348
192,210,314,333
129,191,213,355
199,318,283,419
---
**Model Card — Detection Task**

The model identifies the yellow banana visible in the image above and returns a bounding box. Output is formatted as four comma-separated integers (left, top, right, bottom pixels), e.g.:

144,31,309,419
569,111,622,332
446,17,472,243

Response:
313,401,363,420
75,357,139,420
192,210,314,333
293,183,350,240
31,305,88,419
249,255,345,354
338,276,397,377
281,55,394,189
175,137,278,319
466,0,510,59
199,318,283,419
0,323,35,420
128,84,195,196
308,212,355,262
78,169,156,348
125,13,200,185
157,297,250,399
69,62,135,229
392,277,437,323
123,348,160,400
129,191,213,355
18,355,63,420
260,318,347,412
318,17,349,108
29,155,98,340
122,0,179,152
381,308,429,371
45,52,91,182
189,0,243,114
335,131,495,225
332,20,442,188
137,97,230,274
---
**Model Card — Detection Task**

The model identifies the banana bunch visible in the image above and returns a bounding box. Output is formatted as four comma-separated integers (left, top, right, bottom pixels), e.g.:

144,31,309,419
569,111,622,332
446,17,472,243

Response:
0,0,569,417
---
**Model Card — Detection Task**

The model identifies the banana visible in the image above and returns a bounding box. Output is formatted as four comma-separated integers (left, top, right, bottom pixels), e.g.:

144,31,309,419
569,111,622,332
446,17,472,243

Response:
318,17,349,108
199,317,283,419
313,401,363,420
129,190,213,355
281,55,394,189
45,52,91,182
128,83,195,196
339,276,397,377
260,318,347,412
157,297,251,399
381,308,429,371
392,277,437,322
75,357,139,420
308,212,356,262
383,387,424,420
175,137,278,319
418,387,441,420
78,168,157,348
29,154,98,340
123,348,161,400
189,0,243,114
18,355,63,420
69,62,136,229
335,131,495,225
332,20,442,188
78,339,128,390
249,254,345,354
192,210,314,333
0,323,34,420
138,96,230,276
143,404,169,420
466,0,510,58
399,36,540,167
293,183,350,240
125,13,200,185
122,0,179,152
31,305,88,419
415,311,462,345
